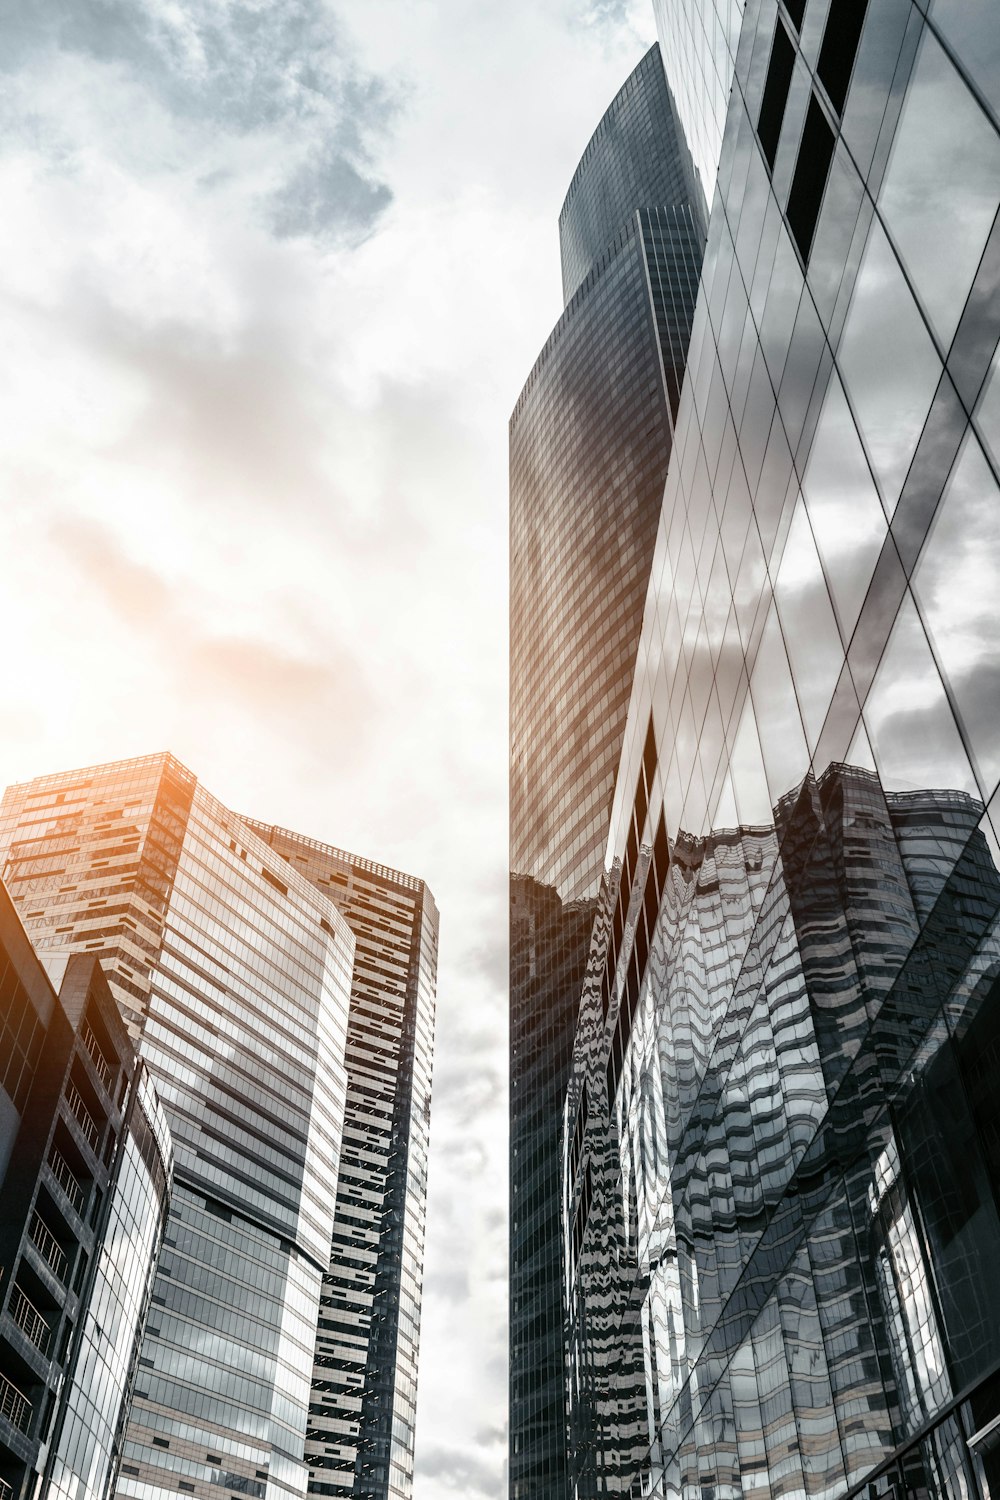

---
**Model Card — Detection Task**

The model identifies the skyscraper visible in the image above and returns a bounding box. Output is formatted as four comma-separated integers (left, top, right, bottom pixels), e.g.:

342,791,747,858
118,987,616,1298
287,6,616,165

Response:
0,879,171,1500
0,755,354,1500
559,2,1000,1498
246,822,437,1500
509,43,706,1499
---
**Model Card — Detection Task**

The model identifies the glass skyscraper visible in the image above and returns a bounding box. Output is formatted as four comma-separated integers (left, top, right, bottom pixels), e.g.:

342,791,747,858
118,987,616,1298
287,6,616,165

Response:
509,42,707,1500
0,879,171,1500
557,2,1000,1499
246,822,438,1500
0,755,353,1500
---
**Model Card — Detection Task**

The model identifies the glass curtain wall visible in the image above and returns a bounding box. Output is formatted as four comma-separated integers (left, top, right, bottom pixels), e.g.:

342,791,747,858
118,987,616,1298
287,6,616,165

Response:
565,2,1000,1498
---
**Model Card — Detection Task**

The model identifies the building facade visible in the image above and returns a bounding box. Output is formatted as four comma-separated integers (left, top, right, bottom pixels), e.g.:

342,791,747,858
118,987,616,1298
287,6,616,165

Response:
0,756,354,1500
0,881,171,1500
246,822,438,1500
563,2,1000,1499
509,43,707,1500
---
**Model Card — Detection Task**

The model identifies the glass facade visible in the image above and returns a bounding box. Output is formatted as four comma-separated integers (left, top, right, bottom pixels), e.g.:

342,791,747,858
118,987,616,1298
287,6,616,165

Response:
562,3,1000,1499
0,755,353,1500
509,43,706,1500
45,1065,173,1500
0,883,172,1500
558,44,707,302
246,823,438,1500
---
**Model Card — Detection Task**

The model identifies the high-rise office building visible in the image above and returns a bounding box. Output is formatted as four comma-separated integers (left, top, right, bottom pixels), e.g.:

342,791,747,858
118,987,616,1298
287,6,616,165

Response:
508,42,706,1499
559,2,1000,1499
246,822,437,1500
0,879,171,1500
0,755,354,1500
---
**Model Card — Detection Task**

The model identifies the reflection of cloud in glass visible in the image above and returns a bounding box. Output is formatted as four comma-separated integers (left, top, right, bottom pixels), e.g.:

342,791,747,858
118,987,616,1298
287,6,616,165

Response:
913,430,1000,798
774,500,846,750
749,605,809,804
802,375,887,641
879,26,1000,350
838,224,941,514
863,593,977,795
928,0,1000,142
975,344,1000,473
730,695,772,825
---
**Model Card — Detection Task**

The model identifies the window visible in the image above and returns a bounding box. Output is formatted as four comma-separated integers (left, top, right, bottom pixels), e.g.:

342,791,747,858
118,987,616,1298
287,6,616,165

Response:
758,20,797,169
787,95,836,263
817,0,869,116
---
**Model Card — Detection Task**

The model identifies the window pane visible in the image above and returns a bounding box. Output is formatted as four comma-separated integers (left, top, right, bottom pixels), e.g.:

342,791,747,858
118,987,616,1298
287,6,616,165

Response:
879,27,1000,349
863,594,977,796
838,222,941,513
731,694,775,825
774,502,845,751
974,342,1000,473
929,0,1000,127
802,373,887,638
912,431,1000,799
750,605,810,805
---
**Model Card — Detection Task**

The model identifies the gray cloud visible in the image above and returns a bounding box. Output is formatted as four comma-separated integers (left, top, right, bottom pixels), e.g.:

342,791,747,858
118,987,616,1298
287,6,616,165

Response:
3,0,397,241
417,1445,505,1499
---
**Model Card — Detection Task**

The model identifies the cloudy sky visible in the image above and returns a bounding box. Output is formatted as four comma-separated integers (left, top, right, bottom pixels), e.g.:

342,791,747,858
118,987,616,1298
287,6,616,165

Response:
0,1,655,1494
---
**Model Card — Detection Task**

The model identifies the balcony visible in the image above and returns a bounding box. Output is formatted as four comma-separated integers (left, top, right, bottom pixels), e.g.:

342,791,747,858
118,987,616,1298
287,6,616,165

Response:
81,1023,114,1094
29,1213,67,1283
65,1081,100,1155
0,1372,31,1435
8,1284,50,1357
0,1474,13,1500
48,1150,86,1218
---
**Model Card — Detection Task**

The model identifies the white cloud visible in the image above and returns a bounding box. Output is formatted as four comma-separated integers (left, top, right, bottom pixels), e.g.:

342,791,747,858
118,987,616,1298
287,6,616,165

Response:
0,1,654,1495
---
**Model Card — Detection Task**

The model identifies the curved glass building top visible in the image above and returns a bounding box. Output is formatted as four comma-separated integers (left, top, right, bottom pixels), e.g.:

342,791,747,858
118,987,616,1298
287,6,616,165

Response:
558,44,705,302
510,42,706,1500
511,208,702,911
563,0,1000,1497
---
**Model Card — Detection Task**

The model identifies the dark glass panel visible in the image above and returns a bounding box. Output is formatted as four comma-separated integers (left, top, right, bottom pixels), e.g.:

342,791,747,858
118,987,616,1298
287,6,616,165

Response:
787,95,836,263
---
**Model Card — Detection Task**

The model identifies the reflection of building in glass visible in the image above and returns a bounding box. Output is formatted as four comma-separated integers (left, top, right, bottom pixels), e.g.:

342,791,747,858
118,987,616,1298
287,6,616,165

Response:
0,756,354,1500
246,823,438,1500
559,1,1000,1497
509,41,706,1497
0,879,171,1500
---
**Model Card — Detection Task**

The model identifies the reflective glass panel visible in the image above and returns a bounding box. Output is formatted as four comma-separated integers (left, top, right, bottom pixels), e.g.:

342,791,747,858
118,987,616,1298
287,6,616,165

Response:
863,594,977,795
879,26,1000,349
774,501,846,752
838,222,942,513
912,430,1000,799
802,373,887,639
929,0,1000,125
975,342,1000,473
749,604,810,804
